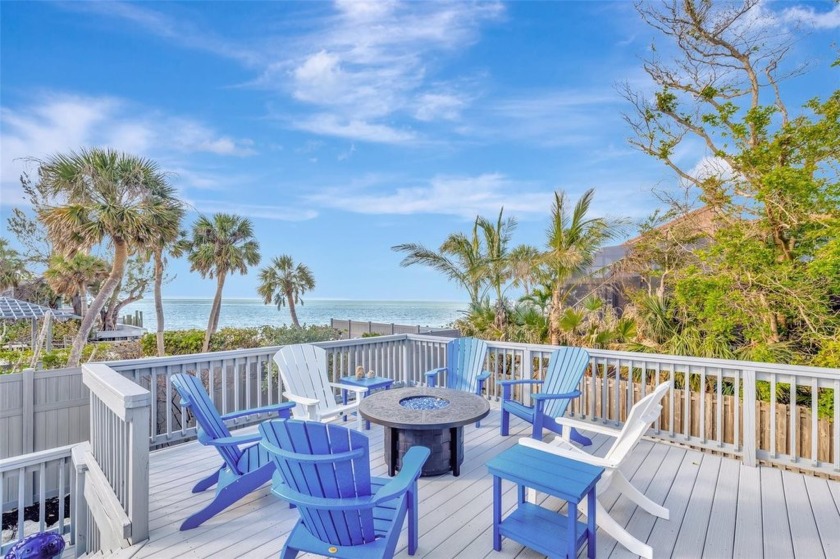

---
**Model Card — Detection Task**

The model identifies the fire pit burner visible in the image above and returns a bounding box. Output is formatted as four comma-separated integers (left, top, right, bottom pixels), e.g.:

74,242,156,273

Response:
399,396,450,410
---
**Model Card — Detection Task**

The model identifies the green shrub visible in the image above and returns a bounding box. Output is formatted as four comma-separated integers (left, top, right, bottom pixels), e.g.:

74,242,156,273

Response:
140,324,341,356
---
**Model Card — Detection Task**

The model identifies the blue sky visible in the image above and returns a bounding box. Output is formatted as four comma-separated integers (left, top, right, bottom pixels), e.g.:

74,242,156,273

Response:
1,1,838,301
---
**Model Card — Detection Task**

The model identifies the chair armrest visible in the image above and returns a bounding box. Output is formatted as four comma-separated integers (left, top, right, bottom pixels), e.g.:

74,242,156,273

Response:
531,390,581,402
373,446,430,505
282,392,320,407
328,383,367,394
220,402,295,421
498,379,543,386
551,415,624,438
519,438,618,469
424,368,447,387
205,432,262,448
273,483,379,511
477,371,491,382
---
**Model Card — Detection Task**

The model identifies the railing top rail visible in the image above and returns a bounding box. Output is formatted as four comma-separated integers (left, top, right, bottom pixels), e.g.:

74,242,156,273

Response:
104,345,283,371
0,443,75,471
469,339,840,378
315,334,410,348
83,363,150,417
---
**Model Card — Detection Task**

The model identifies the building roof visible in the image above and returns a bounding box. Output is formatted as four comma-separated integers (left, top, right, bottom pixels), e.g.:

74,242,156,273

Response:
0,297,78,320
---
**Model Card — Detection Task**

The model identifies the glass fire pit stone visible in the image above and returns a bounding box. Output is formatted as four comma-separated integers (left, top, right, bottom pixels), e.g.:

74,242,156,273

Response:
399,395,450,411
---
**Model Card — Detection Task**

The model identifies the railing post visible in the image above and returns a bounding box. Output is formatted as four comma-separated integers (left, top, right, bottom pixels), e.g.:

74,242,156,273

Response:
742,368,757,467
127,405,150,543
522,347,532,407
72,443,90,557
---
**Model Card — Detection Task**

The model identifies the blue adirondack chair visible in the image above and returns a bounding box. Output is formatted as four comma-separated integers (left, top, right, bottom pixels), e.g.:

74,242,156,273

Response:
499,346,592,445
171,373,295,530
260,419,430,559
425,337,491,426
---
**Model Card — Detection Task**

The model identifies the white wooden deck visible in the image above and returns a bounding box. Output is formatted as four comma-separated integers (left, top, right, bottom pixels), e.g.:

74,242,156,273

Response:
126,410,840,559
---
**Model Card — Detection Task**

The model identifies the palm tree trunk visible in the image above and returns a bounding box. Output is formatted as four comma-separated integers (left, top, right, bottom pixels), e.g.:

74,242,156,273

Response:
203,274,226,352
549,285,562,346
103,282,122,330
154,250,165,356
68,241,128,367
286,289,300,327
78,282,88,319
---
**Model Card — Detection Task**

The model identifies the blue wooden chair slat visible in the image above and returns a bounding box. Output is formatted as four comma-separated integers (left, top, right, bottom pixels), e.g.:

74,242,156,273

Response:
425,337,491,427
170,373,294,530
261,419,429,558
500,347,592,445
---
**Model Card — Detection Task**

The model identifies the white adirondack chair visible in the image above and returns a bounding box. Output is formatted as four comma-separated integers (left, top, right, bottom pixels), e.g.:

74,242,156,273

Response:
519,381,672,559
273,344,367,430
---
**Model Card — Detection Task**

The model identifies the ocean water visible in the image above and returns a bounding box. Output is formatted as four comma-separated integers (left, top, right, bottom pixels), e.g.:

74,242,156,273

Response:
121,299,467,332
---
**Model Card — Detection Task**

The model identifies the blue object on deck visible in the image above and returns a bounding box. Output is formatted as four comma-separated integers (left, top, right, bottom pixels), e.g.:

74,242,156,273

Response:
4,532,65,559
170,373,295,530
486,443,603,559
260,419,430,559
499,346,592,445
424,337,491,427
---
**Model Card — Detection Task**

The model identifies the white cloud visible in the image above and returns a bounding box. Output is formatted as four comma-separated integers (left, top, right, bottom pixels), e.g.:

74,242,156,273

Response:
190,199,318,221
293,114,416,144
61,1,263,66
779,4,840,29
415,93,466,122
468,90,621,147
0,93,256,204
262,1,504,142
308,173,552,218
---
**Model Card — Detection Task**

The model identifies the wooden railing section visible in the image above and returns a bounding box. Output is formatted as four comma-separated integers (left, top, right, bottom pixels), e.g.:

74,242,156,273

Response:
73,364,150,556
0,445,75,555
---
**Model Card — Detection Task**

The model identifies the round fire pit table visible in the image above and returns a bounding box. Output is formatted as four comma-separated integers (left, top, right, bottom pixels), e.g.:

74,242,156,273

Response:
359,387,490,477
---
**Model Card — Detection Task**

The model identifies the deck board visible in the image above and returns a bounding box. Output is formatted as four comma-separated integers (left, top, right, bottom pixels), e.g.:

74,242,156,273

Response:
760,467,794,558
129,409,840,559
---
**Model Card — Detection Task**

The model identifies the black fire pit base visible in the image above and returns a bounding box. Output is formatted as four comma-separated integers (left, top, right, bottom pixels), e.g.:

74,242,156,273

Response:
385,426,464,477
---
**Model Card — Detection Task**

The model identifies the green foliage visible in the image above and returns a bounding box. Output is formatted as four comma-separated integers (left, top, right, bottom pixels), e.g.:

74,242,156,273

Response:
361,332,382,338
139,325,340,356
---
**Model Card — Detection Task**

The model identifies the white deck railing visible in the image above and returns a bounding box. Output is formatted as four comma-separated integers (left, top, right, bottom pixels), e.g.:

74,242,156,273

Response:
0,444,74,555
99,334,840,475
73,364,150,556
2,333,838,553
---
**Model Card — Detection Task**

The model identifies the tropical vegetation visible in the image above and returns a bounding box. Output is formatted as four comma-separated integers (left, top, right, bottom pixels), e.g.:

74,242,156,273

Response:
185,213,261,352
257,255,316,328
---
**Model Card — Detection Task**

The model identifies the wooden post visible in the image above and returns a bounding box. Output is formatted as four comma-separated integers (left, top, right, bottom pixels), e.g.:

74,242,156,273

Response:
742,369,757,467
72,442,91,554
126,405,150,543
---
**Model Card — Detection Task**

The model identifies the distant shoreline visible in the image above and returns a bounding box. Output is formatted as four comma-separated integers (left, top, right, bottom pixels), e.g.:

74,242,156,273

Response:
122,299,467,332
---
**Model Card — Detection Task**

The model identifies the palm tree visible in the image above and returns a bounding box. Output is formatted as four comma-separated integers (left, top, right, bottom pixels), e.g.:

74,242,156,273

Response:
152,232,188,356
476,208,516,330
541,189,618,345
257,255,316,327
0,239,26,291
186,213,260,352
509,244,540,296
44,253,109,318
37,148,183,366
393,221,487,306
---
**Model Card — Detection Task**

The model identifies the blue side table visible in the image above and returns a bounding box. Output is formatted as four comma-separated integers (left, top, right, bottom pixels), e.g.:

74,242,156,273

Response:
340,375,394,429
486,444,603,559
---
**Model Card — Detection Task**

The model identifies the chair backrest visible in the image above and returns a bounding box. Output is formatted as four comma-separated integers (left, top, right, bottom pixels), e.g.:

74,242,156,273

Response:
274,344,334,419
445,337,488,392
540,347,590,418
259,419,375,546
604,382,671,464
171,373,243,472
